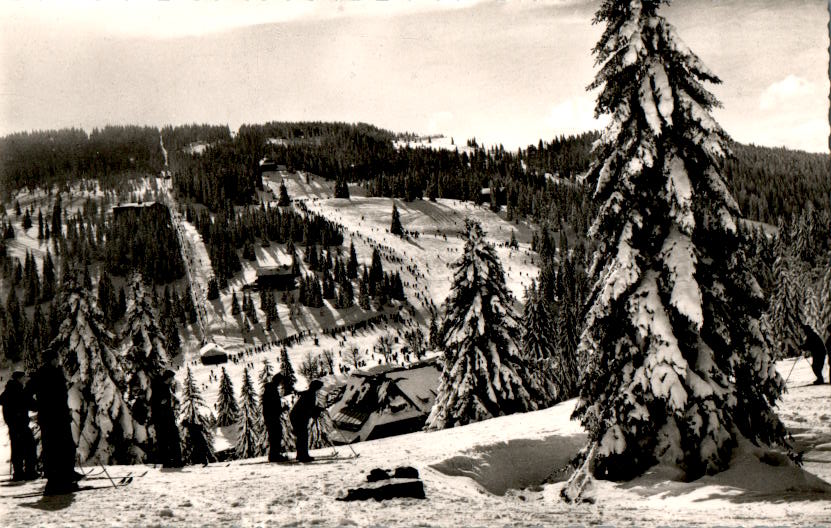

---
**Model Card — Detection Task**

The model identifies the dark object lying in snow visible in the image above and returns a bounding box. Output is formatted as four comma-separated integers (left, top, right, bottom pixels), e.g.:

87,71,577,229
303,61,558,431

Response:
392,466,420,479
338,466,425,501
366,468,391,482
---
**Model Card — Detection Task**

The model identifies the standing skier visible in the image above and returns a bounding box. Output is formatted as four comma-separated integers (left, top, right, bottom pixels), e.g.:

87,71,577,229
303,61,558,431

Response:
802,323,827,385
262,373,287,462
28,350,79,495
150,370,183,468
0,371,38,481
289,380,324,462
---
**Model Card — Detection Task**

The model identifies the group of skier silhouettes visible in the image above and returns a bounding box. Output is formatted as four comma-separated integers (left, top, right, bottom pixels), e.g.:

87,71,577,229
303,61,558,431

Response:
0,350,80,495
0,353,326,495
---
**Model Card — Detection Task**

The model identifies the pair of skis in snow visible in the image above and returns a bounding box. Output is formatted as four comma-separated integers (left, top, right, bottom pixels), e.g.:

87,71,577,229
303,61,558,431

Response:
3,470,145,499
239,451,360,466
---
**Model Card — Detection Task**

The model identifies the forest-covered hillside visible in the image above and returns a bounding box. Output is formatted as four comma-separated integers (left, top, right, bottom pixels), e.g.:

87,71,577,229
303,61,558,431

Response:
3,123,827,228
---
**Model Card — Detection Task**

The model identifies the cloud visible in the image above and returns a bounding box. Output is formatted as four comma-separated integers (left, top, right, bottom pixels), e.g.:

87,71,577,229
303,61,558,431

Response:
427,112,454,135
546,95,609,137
733,74,830,152
759,75,818,111
0,0,489,39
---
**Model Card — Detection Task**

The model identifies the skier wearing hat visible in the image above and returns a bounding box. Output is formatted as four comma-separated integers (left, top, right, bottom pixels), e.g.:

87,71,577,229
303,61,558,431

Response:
28,349,79,494
289,379,324,462
0,371,38,481
262,373,287,462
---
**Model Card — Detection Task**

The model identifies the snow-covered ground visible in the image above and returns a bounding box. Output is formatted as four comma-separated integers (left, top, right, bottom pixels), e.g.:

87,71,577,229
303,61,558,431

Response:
269,170,540,307
1,357,829,526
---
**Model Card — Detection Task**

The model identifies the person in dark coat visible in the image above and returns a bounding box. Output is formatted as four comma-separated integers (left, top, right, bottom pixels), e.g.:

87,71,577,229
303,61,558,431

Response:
262,373,287,462
150,370,183,468
802,323,827,385
289,380,324,462
824,323,831,383
0,371,38,481
28,350,79,495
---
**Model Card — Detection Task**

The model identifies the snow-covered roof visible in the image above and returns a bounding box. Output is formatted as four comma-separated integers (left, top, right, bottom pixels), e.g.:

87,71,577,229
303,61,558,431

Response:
328,359,440,443
388,367,439,415
199,343,227,357
112,201,163,210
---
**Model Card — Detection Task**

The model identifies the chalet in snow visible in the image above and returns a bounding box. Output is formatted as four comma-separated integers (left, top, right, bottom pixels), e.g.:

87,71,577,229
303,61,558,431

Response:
199,342,229,365
328,358,440,443
242,265,297,292
238,245,297,291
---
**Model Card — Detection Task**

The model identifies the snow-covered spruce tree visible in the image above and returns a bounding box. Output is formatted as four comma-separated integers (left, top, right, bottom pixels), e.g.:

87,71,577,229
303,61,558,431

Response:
255,359,275,453
766,226,804,357
121,273,168,448
179,367,215,465
280,347,297,394
425,219,537,430
390,203,403,236
565,0,789,495
521,282,571,406
278,180,291,206
216,367,239,427
52,261,141,463
235,367,262,459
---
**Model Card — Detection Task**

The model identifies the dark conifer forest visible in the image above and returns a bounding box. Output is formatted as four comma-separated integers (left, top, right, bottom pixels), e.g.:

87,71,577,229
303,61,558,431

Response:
103,205,185,283
3,122,828,229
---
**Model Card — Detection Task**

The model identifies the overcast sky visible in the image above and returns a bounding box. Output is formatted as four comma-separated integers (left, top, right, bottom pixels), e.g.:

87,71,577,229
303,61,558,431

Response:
1,0,828,153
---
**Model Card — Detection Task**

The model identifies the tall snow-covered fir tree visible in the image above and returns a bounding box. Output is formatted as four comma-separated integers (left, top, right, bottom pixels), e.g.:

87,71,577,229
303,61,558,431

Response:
425,219,537,430
256,359,275,452
566,0,789,493
280,347,297,394
521,282,573,406
216,367,239,427
390,202,403,236
766,229,806,356
51,262,141,463
235,367,263,459
179,367,215,465
278,180,291,206
121,273,168,447
767,258,804,356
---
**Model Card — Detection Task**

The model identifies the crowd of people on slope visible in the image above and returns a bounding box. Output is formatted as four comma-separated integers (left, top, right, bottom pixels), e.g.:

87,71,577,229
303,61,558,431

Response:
0,352,327,496
187,311,405,371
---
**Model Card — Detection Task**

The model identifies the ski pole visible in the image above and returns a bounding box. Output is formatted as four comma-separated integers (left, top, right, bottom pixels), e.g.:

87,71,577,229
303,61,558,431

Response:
784,354,802,385
325,410,358,458
99,464,119,489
